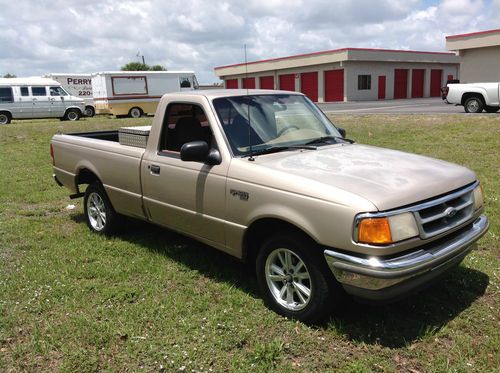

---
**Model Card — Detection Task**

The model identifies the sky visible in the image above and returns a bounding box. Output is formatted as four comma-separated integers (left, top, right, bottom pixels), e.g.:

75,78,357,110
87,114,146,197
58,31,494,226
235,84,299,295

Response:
0,0,499,83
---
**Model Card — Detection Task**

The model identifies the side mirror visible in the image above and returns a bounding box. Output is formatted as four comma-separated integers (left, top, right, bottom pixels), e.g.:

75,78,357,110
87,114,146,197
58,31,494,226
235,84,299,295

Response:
180,141,221,165
337,127,346,138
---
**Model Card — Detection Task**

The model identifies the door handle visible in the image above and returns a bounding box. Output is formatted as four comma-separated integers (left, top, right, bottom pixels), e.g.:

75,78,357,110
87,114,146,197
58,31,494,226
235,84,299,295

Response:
150,165,160,174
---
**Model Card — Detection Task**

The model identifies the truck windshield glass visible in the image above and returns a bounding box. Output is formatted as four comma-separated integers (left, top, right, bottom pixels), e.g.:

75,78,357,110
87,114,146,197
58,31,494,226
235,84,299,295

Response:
213,94,341,156
49,86,68,96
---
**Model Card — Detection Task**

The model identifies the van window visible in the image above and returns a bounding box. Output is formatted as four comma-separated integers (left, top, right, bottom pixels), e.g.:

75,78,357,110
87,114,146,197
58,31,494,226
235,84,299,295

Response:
20,87,29,96
32,87,47,96
179,77,191,88
49,86,68,96
0,87,14,102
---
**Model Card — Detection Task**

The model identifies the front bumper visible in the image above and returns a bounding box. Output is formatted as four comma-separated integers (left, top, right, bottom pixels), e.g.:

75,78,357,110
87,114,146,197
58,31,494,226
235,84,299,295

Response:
324,215,489,301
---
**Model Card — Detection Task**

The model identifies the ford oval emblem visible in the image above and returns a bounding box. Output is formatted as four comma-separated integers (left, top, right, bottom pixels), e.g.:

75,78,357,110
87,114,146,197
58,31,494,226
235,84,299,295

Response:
445,207,457,218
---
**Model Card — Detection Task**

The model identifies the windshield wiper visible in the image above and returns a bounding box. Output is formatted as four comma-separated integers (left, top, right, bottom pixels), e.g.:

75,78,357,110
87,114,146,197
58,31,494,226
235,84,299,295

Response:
305,135,355,145
245,145,317,157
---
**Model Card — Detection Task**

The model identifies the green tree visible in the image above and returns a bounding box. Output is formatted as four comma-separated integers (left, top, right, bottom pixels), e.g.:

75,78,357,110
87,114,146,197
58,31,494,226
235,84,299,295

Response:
120,62,167,71
3,73,16,78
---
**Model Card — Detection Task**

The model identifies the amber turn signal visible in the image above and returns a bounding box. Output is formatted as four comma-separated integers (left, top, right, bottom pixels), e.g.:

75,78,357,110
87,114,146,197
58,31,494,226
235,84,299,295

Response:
358,217,393,244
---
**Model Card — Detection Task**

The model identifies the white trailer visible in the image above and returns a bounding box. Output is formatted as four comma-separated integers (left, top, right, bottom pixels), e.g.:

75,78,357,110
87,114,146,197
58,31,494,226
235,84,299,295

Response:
44,73,95,117
91,71,199,118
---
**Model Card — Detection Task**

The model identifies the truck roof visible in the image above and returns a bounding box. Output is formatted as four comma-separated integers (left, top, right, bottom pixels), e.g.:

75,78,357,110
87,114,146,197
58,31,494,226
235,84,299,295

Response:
162,89,305,99
44,73,92,77
0,77,60,86
91,71,195,76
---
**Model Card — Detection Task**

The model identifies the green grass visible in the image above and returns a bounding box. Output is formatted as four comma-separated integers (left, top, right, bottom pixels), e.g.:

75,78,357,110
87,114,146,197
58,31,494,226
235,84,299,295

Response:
1,114,499,372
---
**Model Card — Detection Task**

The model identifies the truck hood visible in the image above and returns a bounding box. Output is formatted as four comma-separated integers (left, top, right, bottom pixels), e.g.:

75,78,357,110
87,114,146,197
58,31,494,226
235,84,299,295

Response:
256,144,476,211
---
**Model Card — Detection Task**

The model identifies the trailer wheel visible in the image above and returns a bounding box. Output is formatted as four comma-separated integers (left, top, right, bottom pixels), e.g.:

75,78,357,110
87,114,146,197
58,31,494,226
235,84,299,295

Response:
255,231,341,323
84,182,118,235
0,112,11,125
84,106,95,117
64,109,81,121
464,97,484,113
128,107,143,118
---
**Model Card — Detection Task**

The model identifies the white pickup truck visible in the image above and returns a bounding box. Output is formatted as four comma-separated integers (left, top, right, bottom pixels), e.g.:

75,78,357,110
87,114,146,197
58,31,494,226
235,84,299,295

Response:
445,82,500,113
51,89,489,322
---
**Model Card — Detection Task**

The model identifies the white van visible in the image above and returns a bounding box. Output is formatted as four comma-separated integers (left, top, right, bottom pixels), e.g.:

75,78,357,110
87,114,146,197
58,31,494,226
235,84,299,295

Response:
0,78,86,125
43,73,95,117
91,71,198,118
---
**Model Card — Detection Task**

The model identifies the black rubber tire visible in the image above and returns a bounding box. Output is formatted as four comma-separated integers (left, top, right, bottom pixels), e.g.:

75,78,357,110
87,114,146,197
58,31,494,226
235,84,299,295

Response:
64,108,81,121
83,182,118,235
255,231,342,323
0,112,11,125
84,106,95,117
128,107,143,118
484,105,499,113
464,97,484,113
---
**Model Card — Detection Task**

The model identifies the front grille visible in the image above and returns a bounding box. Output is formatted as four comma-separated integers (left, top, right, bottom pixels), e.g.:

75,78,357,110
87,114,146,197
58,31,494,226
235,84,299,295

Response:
414,188,475,239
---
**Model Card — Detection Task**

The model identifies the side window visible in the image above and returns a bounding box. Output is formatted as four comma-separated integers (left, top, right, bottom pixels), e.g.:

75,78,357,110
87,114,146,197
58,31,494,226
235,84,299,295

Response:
357,75,371,90
160,103,212,153
0,87,14,102
49,86,67,96
179,77,191,88
32,87,47,96
20,87,30,96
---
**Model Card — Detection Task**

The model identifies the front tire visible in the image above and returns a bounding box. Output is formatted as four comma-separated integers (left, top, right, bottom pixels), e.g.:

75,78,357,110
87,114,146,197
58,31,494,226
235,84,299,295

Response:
0,112,11,125
64,108,81,121
128,107,143,118
464,97,484,113
84,106,95,117
83,182,118,235
256,232,341,323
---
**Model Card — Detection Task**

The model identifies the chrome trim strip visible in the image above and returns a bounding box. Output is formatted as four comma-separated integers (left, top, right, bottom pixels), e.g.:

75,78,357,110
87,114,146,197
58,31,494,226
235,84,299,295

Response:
326,215,488,290
352,181,479,242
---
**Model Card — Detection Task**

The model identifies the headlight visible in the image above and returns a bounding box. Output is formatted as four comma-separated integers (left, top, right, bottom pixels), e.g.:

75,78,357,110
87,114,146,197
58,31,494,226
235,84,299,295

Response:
356,212,419,245
473,184,484,210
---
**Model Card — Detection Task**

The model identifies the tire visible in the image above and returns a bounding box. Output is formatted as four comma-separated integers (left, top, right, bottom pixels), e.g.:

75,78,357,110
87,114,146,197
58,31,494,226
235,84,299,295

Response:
128,107,143,118
255,232,341,323
0,112,11,125
64,109,81,121
484,106,499,113
464,97,484,113
83,182,118,235
84,106,95,117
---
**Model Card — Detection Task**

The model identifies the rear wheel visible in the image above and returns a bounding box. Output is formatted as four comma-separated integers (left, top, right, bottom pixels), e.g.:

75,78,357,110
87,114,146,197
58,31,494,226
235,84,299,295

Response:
83,182,118,235
464,97,484,113
64,109,81,121
0,112,11,125
256,232,341,323
84,106,95,117
128,107,143,118
484,105,499,113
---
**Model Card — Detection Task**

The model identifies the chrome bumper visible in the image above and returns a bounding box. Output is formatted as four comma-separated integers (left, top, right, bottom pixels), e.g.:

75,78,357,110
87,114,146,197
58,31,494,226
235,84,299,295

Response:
324,215,489,297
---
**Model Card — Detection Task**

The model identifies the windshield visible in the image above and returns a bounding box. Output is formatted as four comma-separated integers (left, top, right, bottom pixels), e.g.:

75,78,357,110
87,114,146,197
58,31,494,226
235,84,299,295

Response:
213,94,341,156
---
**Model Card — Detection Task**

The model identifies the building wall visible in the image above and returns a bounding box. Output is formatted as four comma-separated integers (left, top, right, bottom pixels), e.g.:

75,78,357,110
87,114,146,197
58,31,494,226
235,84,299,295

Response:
458,46,500,83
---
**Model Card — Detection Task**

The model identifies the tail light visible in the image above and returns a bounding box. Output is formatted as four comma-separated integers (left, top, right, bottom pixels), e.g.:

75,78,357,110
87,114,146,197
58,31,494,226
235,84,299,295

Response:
50,143,55,165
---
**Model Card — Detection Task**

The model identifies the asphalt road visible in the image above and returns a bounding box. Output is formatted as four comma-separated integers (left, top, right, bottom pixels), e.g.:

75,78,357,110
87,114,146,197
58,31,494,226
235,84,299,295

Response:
317,98,467,114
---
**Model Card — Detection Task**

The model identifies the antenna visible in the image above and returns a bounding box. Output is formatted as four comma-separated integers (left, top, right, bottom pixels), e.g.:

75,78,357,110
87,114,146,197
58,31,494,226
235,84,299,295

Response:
244,44,255,161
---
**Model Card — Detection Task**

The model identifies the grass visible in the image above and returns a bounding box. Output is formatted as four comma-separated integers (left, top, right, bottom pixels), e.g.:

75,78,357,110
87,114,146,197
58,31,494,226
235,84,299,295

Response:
0,113,499,372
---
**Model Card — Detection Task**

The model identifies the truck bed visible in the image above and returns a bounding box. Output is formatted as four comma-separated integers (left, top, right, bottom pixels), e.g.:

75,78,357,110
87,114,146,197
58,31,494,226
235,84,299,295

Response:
66,130,119,142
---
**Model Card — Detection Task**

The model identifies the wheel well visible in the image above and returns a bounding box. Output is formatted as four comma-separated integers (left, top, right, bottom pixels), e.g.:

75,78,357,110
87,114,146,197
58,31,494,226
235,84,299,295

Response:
461,93,485,106
76,168,100,189
129,106,143,113
0,110,12,119
243,218,314,264
65,107,82,115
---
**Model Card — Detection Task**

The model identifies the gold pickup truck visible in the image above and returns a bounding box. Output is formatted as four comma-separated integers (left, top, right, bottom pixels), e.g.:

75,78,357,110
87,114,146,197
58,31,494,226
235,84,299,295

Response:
51,89,489,322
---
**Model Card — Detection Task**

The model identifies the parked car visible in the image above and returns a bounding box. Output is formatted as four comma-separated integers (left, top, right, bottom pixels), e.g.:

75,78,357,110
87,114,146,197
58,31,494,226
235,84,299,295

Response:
0,77,85,125
51,89,489,322
446,82,500,113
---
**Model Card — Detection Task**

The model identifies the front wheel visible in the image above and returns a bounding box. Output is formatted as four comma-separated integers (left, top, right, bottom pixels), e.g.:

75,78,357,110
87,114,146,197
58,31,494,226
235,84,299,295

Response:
64,109,81,121
256,232,341,323
84,106,95,117
464,97,484,113
83,182,118,234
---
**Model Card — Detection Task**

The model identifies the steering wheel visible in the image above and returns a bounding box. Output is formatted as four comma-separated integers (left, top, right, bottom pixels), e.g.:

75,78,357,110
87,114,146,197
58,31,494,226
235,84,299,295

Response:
277,125,300,137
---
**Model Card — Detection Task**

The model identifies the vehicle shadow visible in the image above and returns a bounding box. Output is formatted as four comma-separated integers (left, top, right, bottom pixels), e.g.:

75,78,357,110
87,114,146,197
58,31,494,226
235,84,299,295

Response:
74,215,489,348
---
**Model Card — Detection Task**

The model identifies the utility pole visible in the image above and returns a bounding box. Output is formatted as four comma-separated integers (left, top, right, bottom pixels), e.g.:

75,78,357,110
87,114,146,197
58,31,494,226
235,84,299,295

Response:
136,51,146,65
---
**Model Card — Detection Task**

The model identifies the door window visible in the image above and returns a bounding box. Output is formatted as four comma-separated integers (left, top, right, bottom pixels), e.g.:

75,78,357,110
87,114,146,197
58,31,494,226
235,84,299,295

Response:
49,86,68,96
0,87,14,102
179,77,191,88
32,87,47,96
20,87,30,96
160,103,212,153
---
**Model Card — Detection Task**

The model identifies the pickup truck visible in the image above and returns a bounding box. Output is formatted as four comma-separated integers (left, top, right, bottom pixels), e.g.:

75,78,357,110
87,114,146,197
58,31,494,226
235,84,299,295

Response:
51,89,489,322
445,82,500,113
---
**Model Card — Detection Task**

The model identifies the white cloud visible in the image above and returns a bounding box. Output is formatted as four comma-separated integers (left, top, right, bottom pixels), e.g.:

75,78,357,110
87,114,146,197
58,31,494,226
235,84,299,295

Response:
0,0,498,83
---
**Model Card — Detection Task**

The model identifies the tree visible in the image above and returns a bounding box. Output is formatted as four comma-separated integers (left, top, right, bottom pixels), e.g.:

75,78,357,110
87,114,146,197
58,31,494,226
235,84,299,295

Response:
3,73,16,78
120,62,167,71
